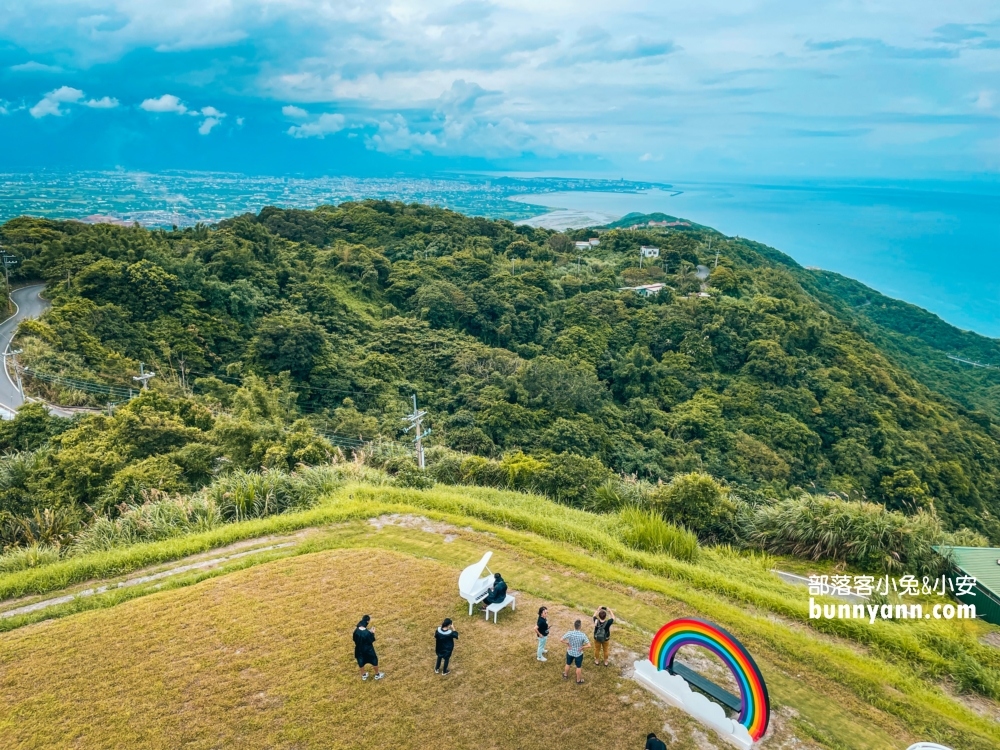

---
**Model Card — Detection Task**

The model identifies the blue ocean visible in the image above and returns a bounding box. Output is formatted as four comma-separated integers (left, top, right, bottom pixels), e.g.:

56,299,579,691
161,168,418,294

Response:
514,182,1000,338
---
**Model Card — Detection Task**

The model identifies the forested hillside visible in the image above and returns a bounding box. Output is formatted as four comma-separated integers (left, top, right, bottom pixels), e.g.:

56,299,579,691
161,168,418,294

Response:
2,201,999,539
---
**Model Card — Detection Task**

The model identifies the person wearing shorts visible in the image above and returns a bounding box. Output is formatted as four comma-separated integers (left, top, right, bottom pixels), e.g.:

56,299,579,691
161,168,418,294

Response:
561,619,590,684
353,614,384,681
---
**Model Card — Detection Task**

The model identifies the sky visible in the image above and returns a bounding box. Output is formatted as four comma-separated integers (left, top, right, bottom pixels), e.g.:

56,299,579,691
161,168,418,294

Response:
0,1,999,179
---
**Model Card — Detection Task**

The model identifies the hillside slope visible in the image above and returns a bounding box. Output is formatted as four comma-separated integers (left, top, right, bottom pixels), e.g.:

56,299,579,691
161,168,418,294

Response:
3,482,999,749
2,203,1000,538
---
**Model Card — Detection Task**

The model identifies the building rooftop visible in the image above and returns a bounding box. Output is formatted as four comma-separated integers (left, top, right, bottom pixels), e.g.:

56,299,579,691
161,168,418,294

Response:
934,546,1000,595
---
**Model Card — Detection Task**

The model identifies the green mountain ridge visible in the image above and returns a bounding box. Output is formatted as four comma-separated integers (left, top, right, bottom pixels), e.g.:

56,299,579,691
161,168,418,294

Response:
2,201,999,538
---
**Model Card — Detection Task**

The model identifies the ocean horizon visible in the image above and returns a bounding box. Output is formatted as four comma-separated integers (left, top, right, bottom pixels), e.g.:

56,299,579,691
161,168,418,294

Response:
1,172,997,338
512,180,1000,339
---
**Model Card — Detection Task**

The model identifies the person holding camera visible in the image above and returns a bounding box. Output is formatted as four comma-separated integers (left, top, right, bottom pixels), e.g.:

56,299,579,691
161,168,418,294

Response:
592,606,615,666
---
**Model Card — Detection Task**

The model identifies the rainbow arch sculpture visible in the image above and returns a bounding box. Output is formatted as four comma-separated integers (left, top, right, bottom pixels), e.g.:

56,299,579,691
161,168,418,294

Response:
633,618,770,748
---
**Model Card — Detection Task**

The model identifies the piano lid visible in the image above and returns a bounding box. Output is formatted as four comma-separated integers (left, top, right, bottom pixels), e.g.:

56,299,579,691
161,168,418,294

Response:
458,551,493,594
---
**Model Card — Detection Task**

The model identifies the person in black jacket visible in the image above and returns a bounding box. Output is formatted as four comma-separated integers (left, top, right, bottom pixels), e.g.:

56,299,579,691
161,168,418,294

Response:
645,732,667,750
480,573,508,608
353,614,384,681
434,618,459,675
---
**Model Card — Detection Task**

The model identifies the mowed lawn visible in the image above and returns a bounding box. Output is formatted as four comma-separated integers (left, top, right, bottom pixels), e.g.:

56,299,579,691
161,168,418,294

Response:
0,547,695,750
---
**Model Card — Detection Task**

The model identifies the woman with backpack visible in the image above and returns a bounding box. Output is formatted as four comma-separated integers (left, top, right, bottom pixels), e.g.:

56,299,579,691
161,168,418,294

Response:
592,606,615,666
434,618,459,675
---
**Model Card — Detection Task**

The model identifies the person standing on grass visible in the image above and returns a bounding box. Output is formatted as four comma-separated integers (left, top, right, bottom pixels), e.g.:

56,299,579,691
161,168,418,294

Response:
434,618,459,675
535,606,550,662
592,606,615,666
353,614,384,681
561,619,591,684
645,732,667,750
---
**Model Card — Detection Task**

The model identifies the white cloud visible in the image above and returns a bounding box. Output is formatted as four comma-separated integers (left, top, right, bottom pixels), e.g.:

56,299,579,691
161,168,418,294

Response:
84,96,119,109
282,105,309,119
972,90,995,110
29,86,84,117
367,114,440,153
198,116,221,135
140,94,188,114
10,61,62,73
639,152,662,162
286,112,346,138
4,1,1000,177
235,116,245,126
142,94,224,132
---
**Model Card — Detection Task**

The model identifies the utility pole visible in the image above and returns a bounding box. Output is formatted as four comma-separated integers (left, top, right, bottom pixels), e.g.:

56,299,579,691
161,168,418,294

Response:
0,248,17,310
177,357,188,394
132,362,155,391
402,394,431,470
8,348,23,400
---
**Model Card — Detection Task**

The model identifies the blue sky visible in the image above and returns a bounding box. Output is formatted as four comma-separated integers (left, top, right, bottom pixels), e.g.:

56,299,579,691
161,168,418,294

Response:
0,1,998,179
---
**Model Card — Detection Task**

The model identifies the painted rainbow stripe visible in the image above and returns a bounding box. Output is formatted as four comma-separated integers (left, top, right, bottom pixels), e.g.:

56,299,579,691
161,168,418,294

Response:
649,618,770,742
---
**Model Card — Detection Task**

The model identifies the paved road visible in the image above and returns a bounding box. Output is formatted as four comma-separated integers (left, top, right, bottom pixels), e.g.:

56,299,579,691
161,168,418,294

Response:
0,284,49,418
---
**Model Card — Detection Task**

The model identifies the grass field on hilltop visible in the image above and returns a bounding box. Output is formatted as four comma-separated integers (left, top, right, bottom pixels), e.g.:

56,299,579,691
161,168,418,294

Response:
1,546,706,750
2,483,1000,749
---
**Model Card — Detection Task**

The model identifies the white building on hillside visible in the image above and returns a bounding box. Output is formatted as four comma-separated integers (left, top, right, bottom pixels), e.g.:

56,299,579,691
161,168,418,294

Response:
619,283,666,298
574,241,591,251
640,245,660,258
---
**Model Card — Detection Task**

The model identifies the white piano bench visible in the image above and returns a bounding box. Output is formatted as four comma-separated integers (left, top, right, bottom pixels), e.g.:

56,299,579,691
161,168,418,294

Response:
484,594,516,623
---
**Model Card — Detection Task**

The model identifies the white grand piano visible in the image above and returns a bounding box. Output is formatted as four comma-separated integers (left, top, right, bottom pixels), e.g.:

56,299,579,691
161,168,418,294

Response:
459,551,495,615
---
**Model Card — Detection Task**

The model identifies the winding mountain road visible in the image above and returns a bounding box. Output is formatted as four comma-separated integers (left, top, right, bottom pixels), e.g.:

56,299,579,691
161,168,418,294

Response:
0,284,50,419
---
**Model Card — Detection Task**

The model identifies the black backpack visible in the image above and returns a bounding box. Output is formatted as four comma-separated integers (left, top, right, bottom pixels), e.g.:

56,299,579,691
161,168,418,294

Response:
594,617,610,642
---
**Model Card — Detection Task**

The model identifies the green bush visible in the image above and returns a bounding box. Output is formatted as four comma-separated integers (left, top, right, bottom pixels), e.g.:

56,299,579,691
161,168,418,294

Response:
1,507,78,549
459,455,508,488
534,452,614,507
654,472,734,540
0,543,61,573
740,493,979,575
99,455,188,515
205,470,298,522
425,446,463,484
499,450,549,492
616,506,698,561
72,494,222,554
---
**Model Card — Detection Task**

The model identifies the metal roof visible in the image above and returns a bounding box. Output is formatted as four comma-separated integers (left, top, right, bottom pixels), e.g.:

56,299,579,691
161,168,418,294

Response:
933,546,1000,594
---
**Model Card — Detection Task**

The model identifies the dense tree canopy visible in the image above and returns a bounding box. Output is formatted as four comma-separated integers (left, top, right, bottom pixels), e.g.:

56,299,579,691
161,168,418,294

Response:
3,201,1000,539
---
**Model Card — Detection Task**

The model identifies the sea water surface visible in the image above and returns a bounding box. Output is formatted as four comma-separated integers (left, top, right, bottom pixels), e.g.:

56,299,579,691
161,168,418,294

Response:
512,182,1000,338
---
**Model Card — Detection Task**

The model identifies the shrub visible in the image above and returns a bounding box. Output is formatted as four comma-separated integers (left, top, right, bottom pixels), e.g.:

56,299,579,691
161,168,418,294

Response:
99,456,188,515
0,543,61,573
426,446,463,485
590,476,655,514
616,506,698,561
205,470,298,522
71,494,222,554
459,455,508,488
654,472,734,540
0,450,43,516
499,451,549,492
1,507,78,550
740,493,967,576
533,452,614,507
